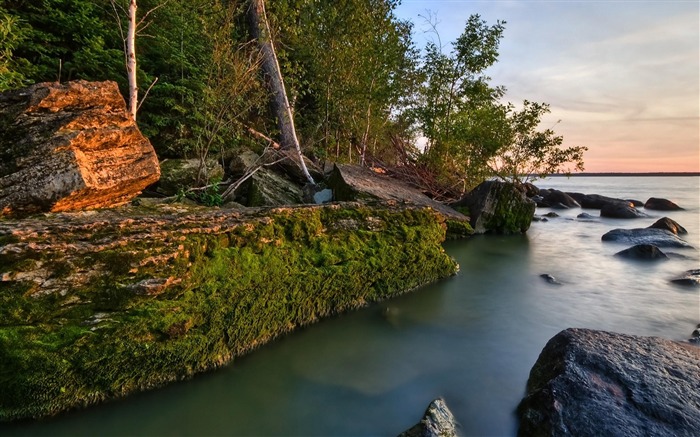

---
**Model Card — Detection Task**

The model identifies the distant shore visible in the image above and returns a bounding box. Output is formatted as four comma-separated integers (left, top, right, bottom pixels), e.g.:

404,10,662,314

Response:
551,172,700,177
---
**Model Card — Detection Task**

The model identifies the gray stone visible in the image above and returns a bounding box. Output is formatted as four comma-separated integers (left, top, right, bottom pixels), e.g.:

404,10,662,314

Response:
245,167,303,207
602,228,693,248
518,328,700,437
540,274,561,285
577,212,596,220
614,244,668,260
540,189,580,208
576,193,629,209
645,197,683,211
454,180,535,234
313,188,333,204
398,398,458,437
158,158,224,196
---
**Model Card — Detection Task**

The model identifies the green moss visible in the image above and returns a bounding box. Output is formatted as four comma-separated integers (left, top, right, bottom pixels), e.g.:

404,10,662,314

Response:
0,205,457,421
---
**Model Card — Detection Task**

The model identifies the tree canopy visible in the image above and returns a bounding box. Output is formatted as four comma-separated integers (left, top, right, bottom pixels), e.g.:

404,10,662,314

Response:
2,0,586,199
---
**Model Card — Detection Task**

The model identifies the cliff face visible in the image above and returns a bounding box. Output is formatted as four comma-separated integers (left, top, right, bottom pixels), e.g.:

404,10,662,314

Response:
0,202,457,420
0,80,160,216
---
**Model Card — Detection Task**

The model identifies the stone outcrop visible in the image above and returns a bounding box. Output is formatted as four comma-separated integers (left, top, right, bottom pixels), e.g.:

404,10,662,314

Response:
601,228,693,248
398,399,458,437
0,80,160,216
0,202,458,421
645,197,683,211
518,328,700,437
453,180,535,234
328,164,471,227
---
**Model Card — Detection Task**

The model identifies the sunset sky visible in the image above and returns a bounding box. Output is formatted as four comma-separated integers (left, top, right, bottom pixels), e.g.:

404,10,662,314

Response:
395,0,700,173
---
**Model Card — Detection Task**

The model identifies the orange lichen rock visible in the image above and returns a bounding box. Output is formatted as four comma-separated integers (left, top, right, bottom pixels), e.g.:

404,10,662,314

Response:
0,80,160,216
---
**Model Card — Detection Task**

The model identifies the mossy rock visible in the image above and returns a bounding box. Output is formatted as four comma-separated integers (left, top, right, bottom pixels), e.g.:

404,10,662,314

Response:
0,203,457,421
157,159,225,196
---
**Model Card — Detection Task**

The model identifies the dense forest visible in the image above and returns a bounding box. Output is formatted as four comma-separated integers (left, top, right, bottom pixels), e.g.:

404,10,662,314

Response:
0,0,586,201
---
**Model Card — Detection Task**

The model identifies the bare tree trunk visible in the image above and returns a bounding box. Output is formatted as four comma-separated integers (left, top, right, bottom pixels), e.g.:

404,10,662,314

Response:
248,0,315,186
126,0,137,119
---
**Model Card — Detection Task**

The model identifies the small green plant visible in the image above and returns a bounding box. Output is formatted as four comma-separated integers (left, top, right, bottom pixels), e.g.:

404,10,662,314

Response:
187,178,223,207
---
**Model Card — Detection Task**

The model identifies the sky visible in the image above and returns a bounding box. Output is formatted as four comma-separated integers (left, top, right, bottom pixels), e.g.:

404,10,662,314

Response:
394,0,700,173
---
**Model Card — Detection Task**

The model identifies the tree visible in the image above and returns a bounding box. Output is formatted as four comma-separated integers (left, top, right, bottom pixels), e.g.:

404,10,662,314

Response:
248,0,315,185
489,101,587,184
0,7,28,91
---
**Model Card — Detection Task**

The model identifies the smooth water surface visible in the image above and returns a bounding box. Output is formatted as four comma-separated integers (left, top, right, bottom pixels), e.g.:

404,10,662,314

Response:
3,176,699,436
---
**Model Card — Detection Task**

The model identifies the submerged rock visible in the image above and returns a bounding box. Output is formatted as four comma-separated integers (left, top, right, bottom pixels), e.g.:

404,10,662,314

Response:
540,274,561,285
614,244,668,260
645,197,683,211
577,212,596,220
398,398,458,437
518,328,700,437
648,217,688,235
602,228,693,248
453,180,535,234
670,269,700,287
0,80,160,216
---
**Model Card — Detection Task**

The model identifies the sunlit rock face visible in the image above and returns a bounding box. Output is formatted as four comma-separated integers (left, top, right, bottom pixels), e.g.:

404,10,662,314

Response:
0,80,160,216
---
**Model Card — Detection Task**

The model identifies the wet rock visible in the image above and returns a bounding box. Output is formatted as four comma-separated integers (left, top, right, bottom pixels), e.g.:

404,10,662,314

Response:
453,180,535,234
540,274,561,285
670,269,700,287
398,398,458,437
543,212,559,218
539,189,580,208
648,217,687,235
577,212,596,220
0,80,160,216
518,328,700,437
577,194,629,209
600,202,648,219
645,197,683,211
522,182,540,197
614,244,668,260
627,199,644,207
602,228,693,248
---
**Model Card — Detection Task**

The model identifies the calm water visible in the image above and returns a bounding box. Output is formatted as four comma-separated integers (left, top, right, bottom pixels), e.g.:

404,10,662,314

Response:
3,176,699,436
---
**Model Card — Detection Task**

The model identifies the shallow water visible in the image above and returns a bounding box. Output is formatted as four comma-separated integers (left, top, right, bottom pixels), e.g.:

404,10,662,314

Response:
3,176,699,436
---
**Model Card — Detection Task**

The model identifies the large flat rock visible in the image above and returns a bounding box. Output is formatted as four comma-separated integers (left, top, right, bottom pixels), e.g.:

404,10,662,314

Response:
518,328,700,437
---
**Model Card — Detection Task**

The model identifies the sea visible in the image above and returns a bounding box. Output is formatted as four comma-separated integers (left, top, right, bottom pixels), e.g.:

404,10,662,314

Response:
3,175,699,437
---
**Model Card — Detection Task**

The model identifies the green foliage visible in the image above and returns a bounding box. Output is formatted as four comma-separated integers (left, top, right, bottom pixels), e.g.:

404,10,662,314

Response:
0,7,29,91
0,205,456,420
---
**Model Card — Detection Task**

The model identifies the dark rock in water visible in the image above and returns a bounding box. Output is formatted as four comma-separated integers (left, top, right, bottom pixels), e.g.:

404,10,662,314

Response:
648,217,688,235
540,274,561,285
671,269,700,287
522,182,540,197
614,244,668,260
517,328,700,437
578,194,629,209
602,228,693,248
627,199,644,207
550,202,571,209
539,189,580,208
453,180,535,234
600,202,648,218
566,192,586,204
577,212,596,220
398,398,458,437
645,197,683,211
543,212,559,218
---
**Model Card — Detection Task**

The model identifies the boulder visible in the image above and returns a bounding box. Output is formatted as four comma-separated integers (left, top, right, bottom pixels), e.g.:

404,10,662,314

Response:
453,180,535,234
577,212,596,220
601,228,693,248
577,193,629,209
600,202,648,219
614,244,668,260
244,168,304,207
518,328,700,437
398,399,458,437
627,199,644,207
0,80,160,216
328,164,469,224
645,197,683,211
539,189,580,208
671,269,700,287
262,148,324,185
648,217,688,235
157,158,224,196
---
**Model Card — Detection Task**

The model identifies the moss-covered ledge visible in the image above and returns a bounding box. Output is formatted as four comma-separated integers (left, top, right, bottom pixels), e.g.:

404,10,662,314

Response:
0,202,458,421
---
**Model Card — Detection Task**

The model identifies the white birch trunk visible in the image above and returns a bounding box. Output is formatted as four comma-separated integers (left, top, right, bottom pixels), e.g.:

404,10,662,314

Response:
249,0,315,186
126,0,138,120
